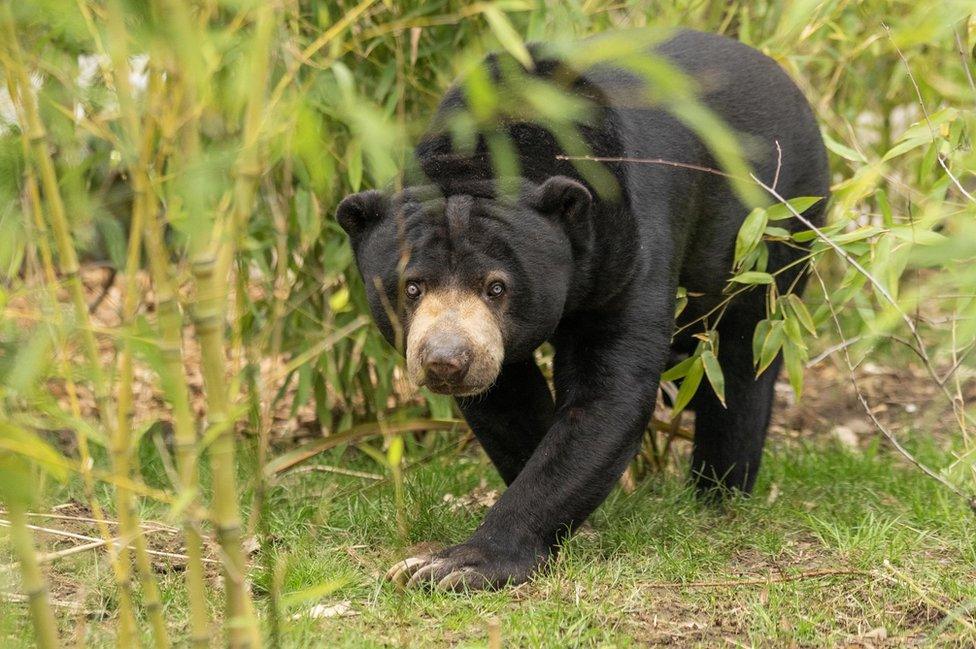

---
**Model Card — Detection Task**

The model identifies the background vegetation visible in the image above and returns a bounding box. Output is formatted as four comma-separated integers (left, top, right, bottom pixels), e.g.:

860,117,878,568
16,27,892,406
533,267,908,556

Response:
0,0,974,646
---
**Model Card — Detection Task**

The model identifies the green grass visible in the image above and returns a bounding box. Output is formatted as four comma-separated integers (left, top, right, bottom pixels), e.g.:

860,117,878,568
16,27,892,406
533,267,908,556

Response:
2,433,975,647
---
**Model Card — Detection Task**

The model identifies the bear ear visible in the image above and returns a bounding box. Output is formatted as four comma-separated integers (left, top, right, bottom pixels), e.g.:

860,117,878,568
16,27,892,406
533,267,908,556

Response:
528,176,592,223
526,176,593,254
336,190,389,241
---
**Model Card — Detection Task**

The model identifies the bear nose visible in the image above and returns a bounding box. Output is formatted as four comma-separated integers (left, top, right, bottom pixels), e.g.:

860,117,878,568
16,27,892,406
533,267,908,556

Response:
423,337,472,385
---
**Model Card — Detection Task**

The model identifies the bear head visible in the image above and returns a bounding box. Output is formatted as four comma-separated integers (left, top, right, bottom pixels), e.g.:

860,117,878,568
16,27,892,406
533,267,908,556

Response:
337,176,592,396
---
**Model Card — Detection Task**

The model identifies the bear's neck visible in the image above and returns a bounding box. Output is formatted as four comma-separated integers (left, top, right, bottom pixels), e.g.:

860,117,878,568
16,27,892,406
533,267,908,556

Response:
565,200,641,315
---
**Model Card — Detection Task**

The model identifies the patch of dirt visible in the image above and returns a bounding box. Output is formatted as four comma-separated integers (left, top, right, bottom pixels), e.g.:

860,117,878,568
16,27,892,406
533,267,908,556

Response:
770,354,975,452
441,480,499,512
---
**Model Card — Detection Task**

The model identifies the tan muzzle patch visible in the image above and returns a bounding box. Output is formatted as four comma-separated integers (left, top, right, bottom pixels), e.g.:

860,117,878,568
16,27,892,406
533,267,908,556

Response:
406,288,504,396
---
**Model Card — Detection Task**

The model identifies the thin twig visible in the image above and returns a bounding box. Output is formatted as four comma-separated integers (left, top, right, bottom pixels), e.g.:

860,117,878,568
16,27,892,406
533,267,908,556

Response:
0,511,180,534
555,154,733,177
282,465,384,481
938,341,976,387
771,139,783,192
86,267,117,314
954,27,976,101
806,336,864,368
0,592,88,613
881,559,976,631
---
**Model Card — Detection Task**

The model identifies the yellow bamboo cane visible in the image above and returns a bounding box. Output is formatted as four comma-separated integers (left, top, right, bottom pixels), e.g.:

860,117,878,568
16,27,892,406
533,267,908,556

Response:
148,72,213,649
103,7,172,640
177,3,274,646
6,502,60,649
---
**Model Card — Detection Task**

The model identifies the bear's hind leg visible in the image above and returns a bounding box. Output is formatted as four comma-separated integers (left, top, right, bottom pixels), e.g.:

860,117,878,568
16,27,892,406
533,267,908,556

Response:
690,315,780,496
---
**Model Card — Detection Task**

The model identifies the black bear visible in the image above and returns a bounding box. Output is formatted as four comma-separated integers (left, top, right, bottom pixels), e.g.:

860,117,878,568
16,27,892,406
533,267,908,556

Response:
337,29,829,590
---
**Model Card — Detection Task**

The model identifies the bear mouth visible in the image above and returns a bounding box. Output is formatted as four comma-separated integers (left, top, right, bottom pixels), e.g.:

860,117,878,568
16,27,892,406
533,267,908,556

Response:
423,379,492,397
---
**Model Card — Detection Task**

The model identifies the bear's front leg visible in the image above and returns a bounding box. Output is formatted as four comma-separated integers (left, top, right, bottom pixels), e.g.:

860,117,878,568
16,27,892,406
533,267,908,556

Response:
389,317,670,591
456,359,554,486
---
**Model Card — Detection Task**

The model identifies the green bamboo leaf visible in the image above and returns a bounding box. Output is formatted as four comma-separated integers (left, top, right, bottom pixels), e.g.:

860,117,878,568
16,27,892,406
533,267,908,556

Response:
671,356,704,414
889,226,948,245
674,286,688,318
661,354,697,382
424,391,455,420
875,189,893,227
758,321,785,376
4,326,53,393
735,207,768,265
481,6,534,69
295,188,321,247
782,339,805,397
881,135,931,161
786,294,817,336
830,225,882,245
783,311,806,348
95,213,127,270
701,350,726,407
764,225,792,239
346,140,363,192
282,578,352,609
0,422,68,483
765,196,823,221
752,319,772,365
731,271,774,285
822,131,867,163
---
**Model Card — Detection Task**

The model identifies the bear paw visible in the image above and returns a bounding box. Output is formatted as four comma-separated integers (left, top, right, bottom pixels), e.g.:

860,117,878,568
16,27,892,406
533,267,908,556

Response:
385,541,546,591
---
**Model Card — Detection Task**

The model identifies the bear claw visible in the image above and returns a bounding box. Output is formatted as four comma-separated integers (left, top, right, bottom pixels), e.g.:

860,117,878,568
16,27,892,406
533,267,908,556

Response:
385,556,429,587
385,554,493,591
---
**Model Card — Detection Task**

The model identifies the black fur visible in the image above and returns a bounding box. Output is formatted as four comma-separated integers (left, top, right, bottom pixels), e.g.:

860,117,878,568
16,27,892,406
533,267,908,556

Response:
337,29,829,587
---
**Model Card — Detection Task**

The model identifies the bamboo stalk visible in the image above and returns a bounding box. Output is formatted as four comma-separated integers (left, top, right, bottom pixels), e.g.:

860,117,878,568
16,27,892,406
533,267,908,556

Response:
0,5,141,644
191,255,258,648
185,6,274,647
147,1,274,645
137,4,216,645
6,502,60,649
103,7,172,640
212,2,275,290
146,74,212,649
246,178,291,649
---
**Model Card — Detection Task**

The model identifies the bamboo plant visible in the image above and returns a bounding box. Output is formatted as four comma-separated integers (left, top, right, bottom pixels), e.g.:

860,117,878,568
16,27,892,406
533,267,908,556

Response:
0,2,142,644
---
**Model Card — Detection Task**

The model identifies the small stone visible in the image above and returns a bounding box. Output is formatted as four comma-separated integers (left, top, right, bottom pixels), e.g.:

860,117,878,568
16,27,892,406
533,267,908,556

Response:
844,418,872,435
296,601,357,620
863,626,887,640
831,425,859,450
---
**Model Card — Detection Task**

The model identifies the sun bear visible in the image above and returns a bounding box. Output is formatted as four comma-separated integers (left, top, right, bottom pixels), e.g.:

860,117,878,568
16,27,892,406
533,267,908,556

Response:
337,29,829,590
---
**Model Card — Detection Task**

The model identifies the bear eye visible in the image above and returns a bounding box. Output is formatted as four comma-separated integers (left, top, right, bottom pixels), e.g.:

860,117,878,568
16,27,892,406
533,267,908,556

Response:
404,280,424,300
486,280,506,299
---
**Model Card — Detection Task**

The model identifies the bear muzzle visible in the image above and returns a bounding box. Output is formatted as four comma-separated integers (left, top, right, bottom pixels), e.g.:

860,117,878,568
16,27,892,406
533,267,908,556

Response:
405,288,504,396
421,332,473,387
